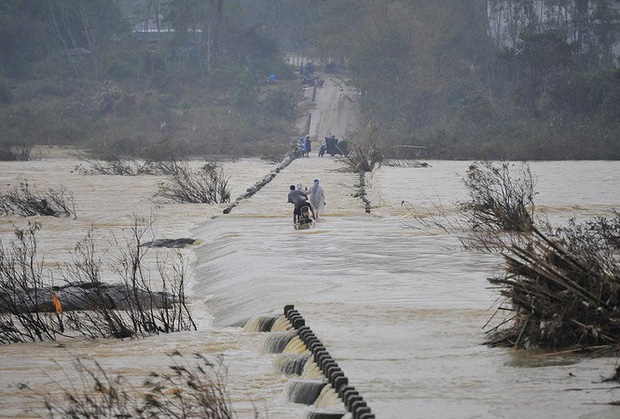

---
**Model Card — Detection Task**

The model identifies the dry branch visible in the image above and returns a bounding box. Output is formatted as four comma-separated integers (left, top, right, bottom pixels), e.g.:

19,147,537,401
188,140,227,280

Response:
0,180,76,217
155,162,231,204
37,352,233,419
487,222,620,351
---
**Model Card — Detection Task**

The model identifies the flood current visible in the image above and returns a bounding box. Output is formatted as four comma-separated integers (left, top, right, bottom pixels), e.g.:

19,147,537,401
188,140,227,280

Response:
0,157,618,419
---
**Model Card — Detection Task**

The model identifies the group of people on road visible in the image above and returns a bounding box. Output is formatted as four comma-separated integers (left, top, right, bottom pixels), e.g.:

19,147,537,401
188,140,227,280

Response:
293,134,348,158
293,135,312,158
287,179,326,225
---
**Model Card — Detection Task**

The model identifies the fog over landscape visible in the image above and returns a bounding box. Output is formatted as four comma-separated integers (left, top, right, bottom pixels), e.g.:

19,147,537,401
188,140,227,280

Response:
1,2,620,419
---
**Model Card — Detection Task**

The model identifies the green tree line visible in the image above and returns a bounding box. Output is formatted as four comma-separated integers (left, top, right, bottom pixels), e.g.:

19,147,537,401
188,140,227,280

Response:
0,0,298,159
306,0,620,160
2,0,620,160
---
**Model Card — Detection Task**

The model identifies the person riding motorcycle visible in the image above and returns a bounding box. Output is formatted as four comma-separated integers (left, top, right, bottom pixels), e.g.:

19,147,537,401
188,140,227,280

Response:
287,185,315,224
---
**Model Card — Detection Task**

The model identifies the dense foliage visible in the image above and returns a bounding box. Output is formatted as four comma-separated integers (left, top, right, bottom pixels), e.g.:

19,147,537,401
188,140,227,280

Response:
1,0,619,160
307,0,620,160
0,0,298,159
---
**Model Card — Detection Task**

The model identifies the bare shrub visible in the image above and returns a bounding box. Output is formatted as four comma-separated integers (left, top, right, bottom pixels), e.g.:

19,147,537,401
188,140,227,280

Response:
61,229,135,339
156,162,231,204
0,217,195,344
114,215,196,336
459,160,537,233
0,180,76,217
75,158,183,176
0,222,61,343
401,161,536,252
63,217,196,339
39,352,233,419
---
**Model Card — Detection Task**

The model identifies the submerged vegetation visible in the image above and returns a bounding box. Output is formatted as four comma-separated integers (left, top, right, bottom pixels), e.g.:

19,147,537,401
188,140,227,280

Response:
458,161,620,353
38,352,233,419
0,217,195,344
459,161,537,233
155,162,231,204
0,180,76,217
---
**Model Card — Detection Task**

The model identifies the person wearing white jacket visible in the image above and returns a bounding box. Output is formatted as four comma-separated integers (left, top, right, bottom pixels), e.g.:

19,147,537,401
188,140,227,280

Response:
308,179,326,219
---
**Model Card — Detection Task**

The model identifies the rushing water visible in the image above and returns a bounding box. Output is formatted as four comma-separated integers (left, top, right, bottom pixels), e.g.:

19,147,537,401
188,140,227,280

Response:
0,157,619,419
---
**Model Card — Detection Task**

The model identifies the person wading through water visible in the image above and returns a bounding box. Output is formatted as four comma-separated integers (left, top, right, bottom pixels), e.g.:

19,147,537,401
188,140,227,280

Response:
308,179,325,219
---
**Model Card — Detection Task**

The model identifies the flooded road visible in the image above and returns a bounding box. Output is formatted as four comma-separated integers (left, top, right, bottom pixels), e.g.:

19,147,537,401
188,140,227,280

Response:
0,157,618,418
0,74,619,418
192,158,620,419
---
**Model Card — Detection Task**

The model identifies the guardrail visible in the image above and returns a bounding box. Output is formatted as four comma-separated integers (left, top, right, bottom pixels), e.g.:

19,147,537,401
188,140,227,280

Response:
246,305,375,419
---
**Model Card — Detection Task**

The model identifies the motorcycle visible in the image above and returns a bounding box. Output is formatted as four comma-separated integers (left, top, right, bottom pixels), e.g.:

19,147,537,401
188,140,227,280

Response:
294,205,314,230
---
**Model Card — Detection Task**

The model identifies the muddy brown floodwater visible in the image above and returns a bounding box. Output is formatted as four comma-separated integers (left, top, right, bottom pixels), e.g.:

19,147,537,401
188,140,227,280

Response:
0,76,619,419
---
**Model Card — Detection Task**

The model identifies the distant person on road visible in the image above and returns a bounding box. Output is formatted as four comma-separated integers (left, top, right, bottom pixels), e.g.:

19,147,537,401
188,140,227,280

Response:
318,140,326,157
308,179,325,218
304,135,311,157
298,136,306,157
288,185,315,224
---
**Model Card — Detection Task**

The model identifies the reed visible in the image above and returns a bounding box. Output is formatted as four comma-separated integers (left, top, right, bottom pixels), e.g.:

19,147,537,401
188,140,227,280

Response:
37,352,233,419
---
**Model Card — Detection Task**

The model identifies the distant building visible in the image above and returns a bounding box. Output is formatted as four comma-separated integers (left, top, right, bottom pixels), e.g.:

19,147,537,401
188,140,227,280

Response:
133,21,173,42
133,21,203,43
